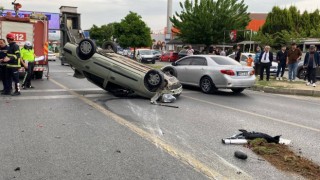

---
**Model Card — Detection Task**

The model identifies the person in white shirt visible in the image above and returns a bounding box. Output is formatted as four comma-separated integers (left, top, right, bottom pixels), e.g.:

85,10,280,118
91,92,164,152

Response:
186,45,194,56
258,46,273,81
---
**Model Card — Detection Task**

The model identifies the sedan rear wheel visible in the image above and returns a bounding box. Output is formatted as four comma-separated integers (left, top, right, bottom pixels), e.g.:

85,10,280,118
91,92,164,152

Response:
200,76,216,93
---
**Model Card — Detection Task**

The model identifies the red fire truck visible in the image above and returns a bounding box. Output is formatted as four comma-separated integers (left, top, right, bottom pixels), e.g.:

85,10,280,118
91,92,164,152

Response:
0,11,49,79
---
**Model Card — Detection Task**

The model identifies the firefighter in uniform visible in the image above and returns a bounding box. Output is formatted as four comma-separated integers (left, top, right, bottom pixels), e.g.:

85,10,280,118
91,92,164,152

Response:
1,33,21,96
21,41,35,89
0,38,9,94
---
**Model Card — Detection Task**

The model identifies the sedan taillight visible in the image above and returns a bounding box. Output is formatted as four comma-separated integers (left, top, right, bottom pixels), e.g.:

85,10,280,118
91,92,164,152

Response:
250,70,255,76
220,70,235,76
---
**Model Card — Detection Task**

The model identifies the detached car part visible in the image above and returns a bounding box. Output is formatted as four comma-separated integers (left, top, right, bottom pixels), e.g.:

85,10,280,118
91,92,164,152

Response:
63,39,182,103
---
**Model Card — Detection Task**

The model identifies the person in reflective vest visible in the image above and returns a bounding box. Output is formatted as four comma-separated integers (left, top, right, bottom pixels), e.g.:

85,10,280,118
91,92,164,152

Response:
0,39,9,94
21,41,35,89
1,33,21,96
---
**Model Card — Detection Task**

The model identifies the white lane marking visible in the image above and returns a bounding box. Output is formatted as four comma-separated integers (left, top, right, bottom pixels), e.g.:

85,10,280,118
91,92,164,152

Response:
48,78,252,180
183,95,320,133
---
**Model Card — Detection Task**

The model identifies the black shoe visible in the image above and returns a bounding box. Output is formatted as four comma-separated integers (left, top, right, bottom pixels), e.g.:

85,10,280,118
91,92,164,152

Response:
28,86,34,88
11,91,21,96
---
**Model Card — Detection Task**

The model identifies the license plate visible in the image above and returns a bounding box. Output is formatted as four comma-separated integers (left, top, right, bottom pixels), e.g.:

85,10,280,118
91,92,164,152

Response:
237,71,248,76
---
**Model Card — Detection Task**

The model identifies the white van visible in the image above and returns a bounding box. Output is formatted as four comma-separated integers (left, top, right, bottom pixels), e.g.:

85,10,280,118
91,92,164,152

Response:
135,49,156,64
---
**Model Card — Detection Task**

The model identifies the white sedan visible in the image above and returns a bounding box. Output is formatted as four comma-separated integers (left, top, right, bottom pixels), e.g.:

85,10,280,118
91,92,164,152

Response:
162,55,255,94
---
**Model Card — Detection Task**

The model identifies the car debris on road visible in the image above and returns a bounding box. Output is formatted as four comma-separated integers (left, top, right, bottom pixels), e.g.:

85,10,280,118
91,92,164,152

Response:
222,129,291,145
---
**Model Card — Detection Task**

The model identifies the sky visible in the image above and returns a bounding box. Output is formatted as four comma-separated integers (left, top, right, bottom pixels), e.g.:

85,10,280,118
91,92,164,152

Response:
1,0,320,33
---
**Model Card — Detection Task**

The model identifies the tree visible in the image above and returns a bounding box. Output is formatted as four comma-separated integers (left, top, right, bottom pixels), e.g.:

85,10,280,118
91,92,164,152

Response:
114,11,152,57
170,0,250,50
89,23,115,47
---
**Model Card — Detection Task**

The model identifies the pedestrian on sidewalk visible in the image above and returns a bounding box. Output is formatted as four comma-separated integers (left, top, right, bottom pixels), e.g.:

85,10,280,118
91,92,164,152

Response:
1,33,21,96
287,43,302,82
20,41,35,89
259,46,273,81
303,45,319,87
186,45,194,56
276,45,288,80
234,45,241,62
0,38,9,94
254,46,261,75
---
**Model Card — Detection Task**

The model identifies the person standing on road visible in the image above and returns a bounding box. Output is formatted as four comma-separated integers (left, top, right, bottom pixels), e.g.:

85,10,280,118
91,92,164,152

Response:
287,43,302,82
0,39,9,94
1,33,21,96
259,46,273,81
234,45,241,62
186,45,194,56
254,46,261,75
20,41,35,89
303,45,319,87
276,45,288,81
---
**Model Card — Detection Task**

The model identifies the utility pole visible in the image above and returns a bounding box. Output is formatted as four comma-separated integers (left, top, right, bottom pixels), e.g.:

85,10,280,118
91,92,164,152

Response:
166,0,173,50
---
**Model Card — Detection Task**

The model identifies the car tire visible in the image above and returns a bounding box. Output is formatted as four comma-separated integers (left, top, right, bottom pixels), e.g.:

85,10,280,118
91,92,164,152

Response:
144,70,165,92
152,60,155,64
76,39,97,60
102,41,117,53
231,88,245,94
200,76,216,94
162,66,177,77
297,68,306,79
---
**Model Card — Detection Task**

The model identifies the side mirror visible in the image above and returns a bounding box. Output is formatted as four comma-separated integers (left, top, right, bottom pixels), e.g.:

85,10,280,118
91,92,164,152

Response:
172,62,176,66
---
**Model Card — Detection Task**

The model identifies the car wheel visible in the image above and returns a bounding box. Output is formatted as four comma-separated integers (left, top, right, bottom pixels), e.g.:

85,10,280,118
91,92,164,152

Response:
152,60,155,64
162,66,177,77
231,88,245,94
297,69,306,79
102,41,117,53
200,76,216,94
144,70,165,92
76,39,97,60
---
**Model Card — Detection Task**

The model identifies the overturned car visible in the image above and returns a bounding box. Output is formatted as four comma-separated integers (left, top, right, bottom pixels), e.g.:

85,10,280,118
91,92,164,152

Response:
63,39,182,103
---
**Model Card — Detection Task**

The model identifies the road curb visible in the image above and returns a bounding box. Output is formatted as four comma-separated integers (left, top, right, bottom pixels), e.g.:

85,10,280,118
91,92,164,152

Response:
251,85,320,97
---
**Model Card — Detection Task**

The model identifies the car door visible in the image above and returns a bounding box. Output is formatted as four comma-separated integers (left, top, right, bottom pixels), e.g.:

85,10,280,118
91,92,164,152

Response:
186,57,208,85
174,57,193,83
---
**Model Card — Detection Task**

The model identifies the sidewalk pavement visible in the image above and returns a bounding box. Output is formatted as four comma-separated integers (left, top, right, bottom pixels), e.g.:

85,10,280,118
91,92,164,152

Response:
250,78,320,97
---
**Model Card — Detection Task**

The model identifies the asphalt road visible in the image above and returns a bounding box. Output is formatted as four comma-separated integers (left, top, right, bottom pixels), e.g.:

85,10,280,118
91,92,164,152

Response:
0,59,319,180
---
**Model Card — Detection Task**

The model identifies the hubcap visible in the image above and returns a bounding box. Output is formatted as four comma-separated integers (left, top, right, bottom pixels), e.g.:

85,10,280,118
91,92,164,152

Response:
201,78,211,92
148,73,161,86
80,41,92,54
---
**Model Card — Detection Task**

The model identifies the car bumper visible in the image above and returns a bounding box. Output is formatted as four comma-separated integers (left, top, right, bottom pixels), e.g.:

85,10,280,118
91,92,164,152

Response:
218,76,256,88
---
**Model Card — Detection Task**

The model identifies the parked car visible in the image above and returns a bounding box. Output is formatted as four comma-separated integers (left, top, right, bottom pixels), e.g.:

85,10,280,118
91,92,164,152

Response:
48,51,56,61
178,49,201,59
152,50,162,60
63,39,182,102
136,49,156,64
228,53,278,75
160,52,179,62
161,55,255,94
296,61,320,79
